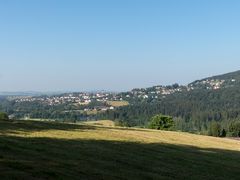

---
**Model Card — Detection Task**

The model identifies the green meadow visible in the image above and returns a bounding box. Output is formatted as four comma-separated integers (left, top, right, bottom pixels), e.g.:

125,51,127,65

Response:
0,120,239,179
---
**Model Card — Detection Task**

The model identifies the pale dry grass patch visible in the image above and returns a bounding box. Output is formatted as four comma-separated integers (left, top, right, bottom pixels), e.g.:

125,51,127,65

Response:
82,120,115,127
107,101,129,107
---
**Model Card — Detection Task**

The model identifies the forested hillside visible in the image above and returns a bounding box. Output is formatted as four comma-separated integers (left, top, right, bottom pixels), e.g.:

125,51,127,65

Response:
101,70,240,136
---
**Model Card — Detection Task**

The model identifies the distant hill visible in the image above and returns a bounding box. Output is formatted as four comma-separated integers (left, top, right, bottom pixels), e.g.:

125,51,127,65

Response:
208,70,240,81
103,70,240,135
0,91,68,96
189,70,240,90
123,70,240,98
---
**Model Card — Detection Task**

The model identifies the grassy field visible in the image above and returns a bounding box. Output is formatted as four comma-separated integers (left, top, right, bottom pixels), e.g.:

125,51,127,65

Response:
0,120,240,179
107,100,129,107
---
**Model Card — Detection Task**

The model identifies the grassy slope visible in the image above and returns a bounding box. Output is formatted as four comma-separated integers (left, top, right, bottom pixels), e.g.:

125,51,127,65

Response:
0,120,239,180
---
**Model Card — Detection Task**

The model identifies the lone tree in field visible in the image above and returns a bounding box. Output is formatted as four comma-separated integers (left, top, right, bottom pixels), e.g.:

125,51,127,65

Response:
148,114,174,130
0,112,9,121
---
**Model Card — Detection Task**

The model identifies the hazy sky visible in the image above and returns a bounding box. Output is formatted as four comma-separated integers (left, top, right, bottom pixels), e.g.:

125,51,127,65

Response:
1,0,240,92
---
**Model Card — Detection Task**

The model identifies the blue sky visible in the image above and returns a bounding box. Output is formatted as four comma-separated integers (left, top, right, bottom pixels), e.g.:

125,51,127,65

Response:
1,0,240,91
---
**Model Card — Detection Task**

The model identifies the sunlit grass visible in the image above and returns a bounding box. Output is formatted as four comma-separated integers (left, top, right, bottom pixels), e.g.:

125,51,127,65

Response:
4,120,240,151
0,120,239,179
107,100,129,107
81,120,115,127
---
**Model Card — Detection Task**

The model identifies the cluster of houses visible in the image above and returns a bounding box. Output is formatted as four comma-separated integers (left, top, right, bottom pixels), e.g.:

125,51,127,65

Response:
129,85,184,99
125,78,233,99
189,79,230,90
201,79,225,90
14,78,233,106
15,92,122,106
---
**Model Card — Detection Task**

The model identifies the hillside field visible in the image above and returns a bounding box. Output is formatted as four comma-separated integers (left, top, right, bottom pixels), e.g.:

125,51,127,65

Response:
107,100,129,107
0,120,240,179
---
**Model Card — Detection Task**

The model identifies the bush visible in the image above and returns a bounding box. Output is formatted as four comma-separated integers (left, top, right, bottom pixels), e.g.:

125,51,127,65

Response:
228,122,240,137
114,120,132,127
148,114,174,130
0,112,9,121
208,121,221,137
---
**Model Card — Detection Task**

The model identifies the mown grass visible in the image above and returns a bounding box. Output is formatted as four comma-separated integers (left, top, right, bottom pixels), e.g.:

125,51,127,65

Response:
82,120,115,127
107,101,129,107
0,120,240,180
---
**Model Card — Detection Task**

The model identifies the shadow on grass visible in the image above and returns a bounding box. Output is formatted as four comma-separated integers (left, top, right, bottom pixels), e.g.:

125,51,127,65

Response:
0,120,96,134
0,120,156,135
0,134,239,180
